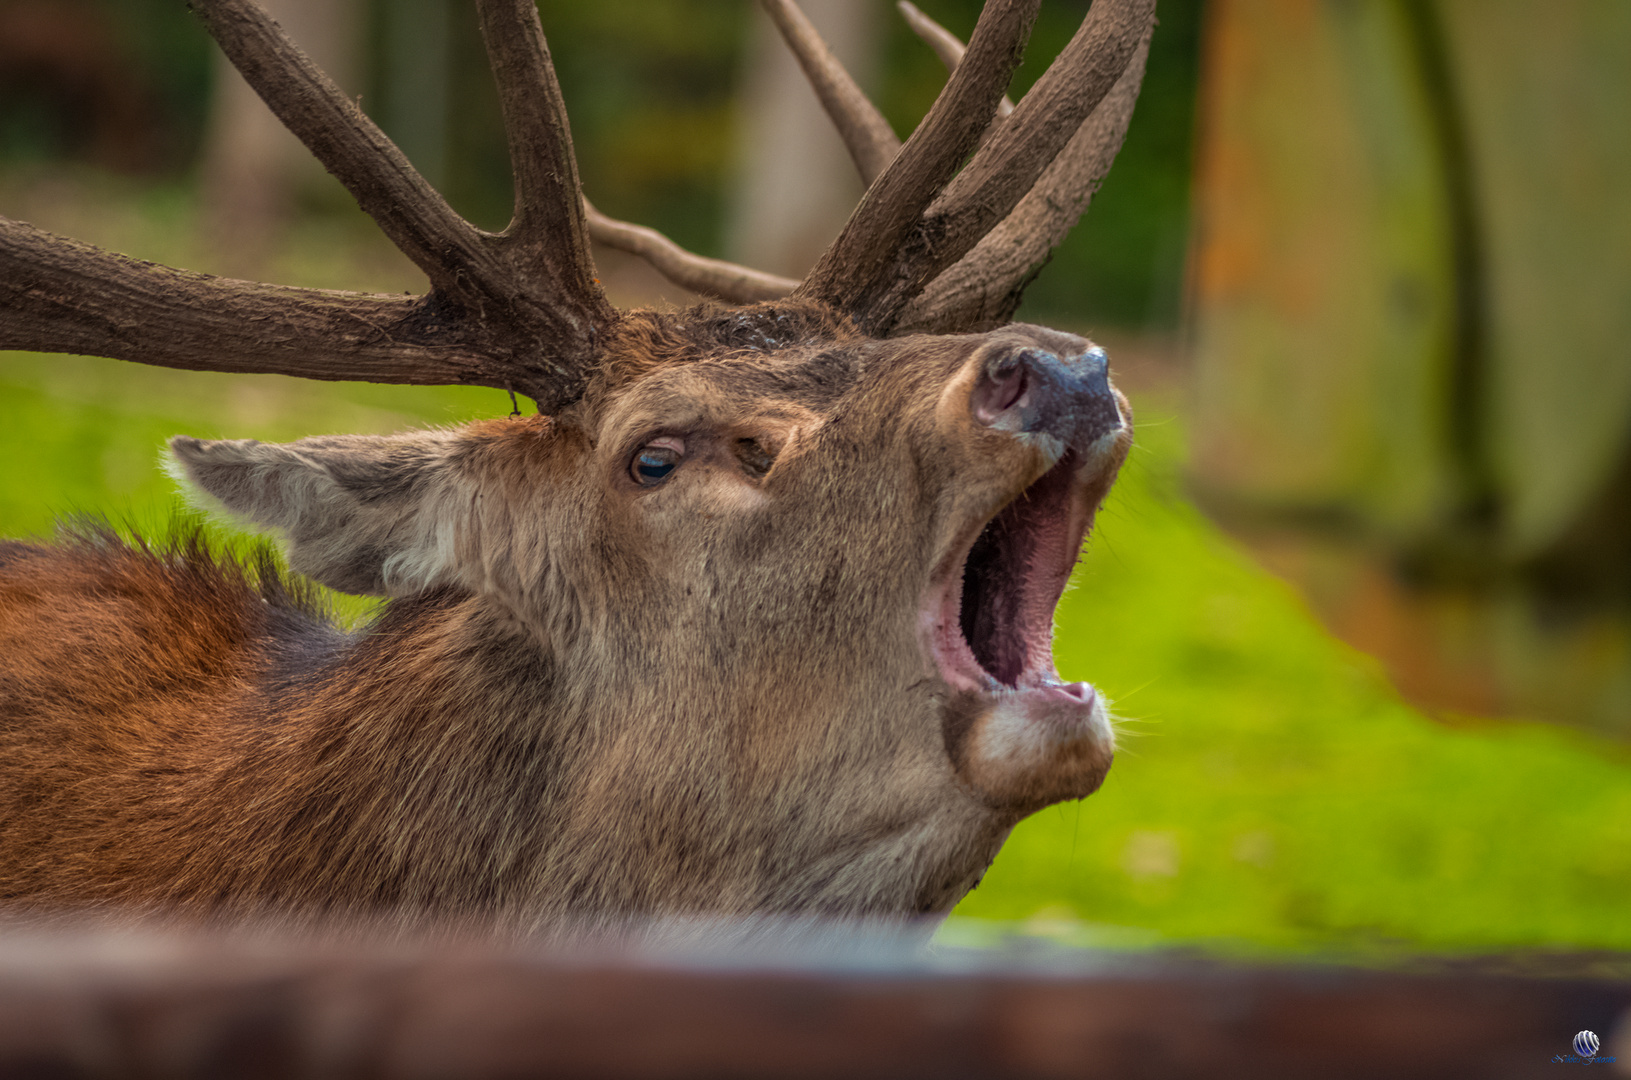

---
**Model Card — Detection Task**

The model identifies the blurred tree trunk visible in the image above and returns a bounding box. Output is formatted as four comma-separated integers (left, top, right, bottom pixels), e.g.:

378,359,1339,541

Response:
378,0,451,194
726,0,882,280
198,0,364,274
1186,0,1631,734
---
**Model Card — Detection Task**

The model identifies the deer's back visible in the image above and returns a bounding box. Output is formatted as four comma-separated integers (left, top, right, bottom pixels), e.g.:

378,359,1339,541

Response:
0,529,338,907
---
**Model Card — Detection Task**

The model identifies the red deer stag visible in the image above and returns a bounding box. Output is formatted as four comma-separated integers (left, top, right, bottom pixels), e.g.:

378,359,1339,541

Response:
0,0,1152,935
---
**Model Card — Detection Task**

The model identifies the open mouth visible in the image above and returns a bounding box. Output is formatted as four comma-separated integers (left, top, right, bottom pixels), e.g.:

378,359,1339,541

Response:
923,449,1099,704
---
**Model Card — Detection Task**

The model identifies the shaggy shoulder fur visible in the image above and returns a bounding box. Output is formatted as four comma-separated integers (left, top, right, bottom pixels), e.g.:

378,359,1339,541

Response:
0,527,338,908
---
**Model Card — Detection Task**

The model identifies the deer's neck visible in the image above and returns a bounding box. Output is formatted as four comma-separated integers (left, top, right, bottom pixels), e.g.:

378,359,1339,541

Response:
189,590,570,928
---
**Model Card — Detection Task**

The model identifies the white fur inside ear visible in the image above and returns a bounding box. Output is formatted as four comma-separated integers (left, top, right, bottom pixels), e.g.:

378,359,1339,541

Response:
379,501,463,595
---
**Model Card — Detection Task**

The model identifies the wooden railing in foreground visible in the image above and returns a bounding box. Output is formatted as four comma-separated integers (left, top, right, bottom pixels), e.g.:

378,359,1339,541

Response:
0,926,1625,1078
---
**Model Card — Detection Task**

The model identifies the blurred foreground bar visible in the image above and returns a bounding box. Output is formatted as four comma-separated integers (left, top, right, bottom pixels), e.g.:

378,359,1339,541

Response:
0,929,1626,1078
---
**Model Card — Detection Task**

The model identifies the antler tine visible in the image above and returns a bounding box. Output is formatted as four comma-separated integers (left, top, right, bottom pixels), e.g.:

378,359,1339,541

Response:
897,21,1153,333
188,0,615,410
189,0,494,308
759,0,901,186
585,202,797,303
896,2,1014,119
475,0,606,306
817,0,1155,333
796,0,1042,326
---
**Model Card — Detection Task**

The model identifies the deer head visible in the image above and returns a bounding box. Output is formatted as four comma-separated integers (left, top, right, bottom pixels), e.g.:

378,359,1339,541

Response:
0,0,1154,929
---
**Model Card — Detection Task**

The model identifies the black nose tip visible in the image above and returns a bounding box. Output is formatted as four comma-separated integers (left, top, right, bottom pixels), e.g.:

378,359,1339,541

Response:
973,344,1122,450
1076,346,1111,397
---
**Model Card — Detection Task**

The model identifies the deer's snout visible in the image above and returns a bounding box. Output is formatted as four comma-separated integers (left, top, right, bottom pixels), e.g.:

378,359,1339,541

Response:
971,345,1123,452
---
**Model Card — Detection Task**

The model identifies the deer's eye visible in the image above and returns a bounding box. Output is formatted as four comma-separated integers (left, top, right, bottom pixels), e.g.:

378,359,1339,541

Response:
630,438,684,486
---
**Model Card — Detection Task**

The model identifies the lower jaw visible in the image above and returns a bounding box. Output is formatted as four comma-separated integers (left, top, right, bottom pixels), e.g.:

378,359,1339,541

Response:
951,680,1115,813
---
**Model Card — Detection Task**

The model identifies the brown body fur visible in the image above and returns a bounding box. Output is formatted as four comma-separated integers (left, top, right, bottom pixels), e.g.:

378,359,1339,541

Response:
0,304,1129,936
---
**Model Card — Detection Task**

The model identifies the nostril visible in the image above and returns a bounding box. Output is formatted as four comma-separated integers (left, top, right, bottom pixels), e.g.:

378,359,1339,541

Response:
990,361,1026,412
973,352,1034,426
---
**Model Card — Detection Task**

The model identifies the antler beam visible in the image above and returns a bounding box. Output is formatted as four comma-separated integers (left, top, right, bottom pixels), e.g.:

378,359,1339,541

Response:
918,0,1154,287
0,218,498,387
195,0,613,376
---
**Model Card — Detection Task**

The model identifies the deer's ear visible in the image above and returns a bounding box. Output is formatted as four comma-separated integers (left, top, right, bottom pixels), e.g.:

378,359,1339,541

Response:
167,431,476,597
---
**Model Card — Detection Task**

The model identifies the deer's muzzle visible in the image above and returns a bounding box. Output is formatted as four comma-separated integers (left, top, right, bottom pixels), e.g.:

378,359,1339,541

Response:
927,341,1130,813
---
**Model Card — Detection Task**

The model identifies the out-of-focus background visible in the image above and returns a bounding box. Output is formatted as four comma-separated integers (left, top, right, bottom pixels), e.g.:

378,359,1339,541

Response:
0,0,1626,955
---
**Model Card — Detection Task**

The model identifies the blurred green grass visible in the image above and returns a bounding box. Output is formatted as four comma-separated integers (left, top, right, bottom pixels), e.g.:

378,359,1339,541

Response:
953,395,1631,954
3,334,1628,957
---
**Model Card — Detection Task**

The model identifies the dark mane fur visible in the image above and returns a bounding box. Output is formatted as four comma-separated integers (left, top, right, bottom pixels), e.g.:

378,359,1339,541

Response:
5,519,336,624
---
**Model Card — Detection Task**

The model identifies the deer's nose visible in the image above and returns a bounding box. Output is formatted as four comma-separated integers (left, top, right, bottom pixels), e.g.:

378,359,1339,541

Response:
971,345,1123,450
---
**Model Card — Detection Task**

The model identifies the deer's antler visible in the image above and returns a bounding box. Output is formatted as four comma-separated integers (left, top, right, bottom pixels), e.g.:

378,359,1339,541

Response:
895,2,1154,333
0,0,1156,411
0,217,488,386
1,0,613,412
798,0,1156,334
476,0,608,318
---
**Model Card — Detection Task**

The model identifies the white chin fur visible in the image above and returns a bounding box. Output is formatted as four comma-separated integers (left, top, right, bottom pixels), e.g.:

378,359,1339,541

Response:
957,683,1115,813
